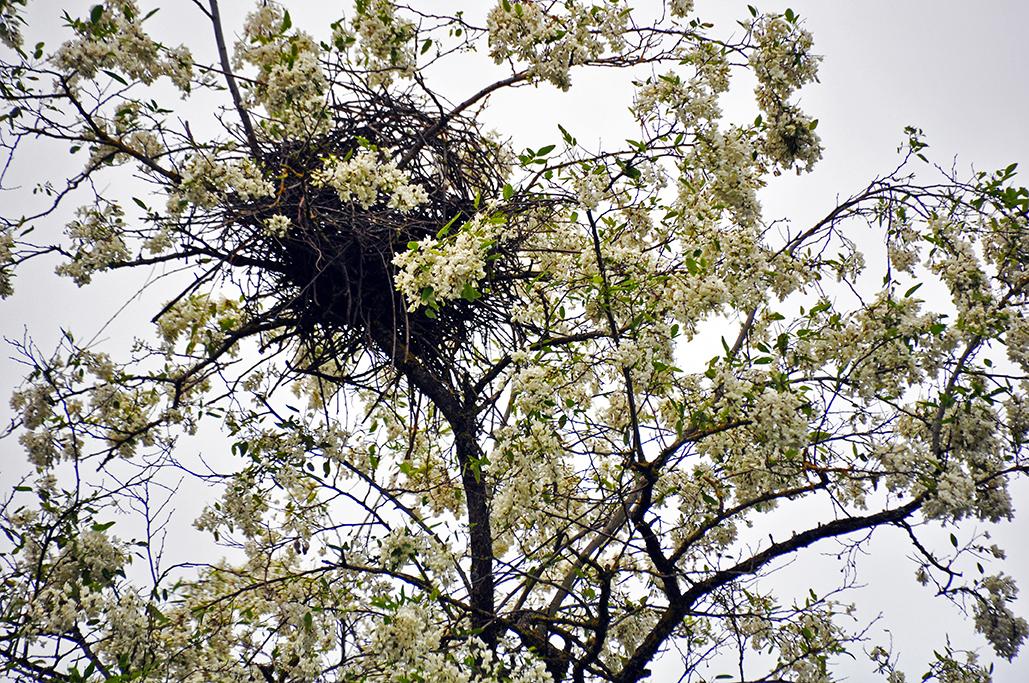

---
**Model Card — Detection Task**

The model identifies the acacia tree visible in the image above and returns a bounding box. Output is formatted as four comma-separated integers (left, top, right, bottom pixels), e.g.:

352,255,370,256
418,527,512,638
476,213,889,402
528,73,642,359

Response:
0,1,1027,681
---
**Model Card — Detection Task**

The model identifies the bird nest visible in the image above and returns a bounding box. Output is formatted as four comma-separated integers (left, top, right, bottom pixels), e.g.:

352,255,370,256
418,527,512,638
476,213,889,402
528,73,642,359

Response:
218,90,540,376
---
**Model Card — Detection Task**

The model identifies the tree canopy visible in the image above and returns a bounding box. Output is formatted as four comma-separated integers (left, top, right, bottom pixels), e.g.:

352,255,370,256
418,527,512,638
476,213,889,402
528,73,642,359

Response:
0,1,1027,682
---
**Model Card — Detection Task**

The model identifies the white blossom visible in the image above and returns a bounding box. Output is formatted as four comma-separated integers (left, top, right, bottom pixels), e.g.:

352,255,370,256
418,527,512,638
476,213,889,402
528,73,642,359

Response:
312,148,428,211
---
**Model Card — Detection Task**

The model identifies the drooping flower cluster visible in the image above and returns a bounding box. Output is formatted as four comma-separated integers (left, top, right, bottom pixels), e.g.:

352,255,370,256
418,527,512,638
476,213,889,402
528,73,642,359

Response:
351,0,417,86
749,12,822,171
974,574,1029,660
0,226,14,298
54,202,131,285
234,4,329,136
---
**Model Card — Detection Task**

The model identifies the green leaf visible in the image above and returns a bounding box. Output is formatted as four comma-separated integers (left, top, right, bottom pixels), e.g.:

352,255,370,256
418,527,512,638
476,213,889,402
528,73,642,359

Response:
904,283,923,298
281,9,292,31
747,5,758,17
950,533,958,547
146,603,170,624
460,282,481,302
502,183,514,201
103,69,128,86
536,144,556,157
90,4,104,24
421,38,433,54
436,212,462,238
91,521,116,532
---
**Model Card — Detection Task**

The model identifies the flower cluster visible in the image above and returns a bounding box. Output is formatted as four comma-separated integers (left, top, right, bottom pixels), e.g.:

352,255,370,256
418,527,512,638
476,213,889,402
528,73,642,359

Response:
669,0,695,18
366,603,553,683
263,213,293,238
19,522,128,635
633,46,728,131
351,0,417,86
155,293,244,356
749,12,822,171
169,154,274,213
973,573,1029,660
83,102,165,168
393,214,495,312
929,227,996,334
235,4,329,136
54,0,192,90
194,469,268,539
743,602,849,683
311,148,428,211
487,1,628,90
0,226,14,298
0,0,26,49
54,203,131,285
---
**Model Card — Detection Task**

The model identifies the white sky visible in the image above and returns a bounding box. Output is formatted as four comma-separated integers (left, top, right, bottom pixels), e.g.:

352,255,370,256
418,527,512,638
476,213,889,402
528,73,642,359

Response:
1,1,1027,681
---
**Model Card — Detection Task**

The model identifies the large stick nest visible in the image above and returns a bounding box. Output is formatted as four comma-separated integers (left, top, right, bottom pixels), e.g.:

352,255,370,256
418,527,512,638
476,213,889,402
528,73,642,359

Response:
216,90,544,375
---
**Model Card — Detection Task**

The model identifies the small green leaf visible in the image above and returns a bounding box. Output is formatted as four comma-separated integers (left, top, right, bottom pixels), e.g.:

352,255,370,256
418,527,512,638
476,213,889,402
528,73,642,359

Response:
281,9,292,31
502,183,514,201
536,144,556,157
558,123,576,145
904,283,923,298
103,69,128,86
421,38,433,54
146,603,170,624
90,4,104,24
950,533,958,547
460,282,481,302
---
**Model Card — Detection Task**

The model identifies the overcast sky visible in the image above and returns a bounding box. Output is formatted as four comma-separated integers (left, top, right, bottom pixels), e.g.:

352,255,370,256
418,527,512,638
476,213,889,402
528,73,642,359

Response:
1,1,1027,681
